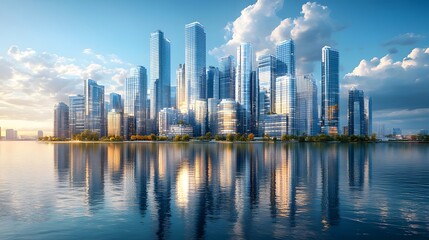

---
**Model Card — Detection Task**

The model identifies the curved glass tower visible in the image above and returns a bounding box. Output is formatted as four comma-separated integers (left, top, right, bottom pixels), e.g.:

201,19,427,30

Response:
321,46,339,135
235,43,253,134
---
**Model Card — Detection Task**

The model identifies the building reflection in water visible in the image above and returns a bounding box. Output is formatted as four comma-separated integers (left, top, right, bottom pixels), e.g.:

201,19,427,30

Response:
51,142,378,237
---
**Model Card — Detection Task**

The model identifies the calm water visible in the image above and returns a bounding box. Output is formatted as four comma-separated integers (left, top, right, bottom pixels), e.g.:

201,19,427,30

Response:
0,142,429,239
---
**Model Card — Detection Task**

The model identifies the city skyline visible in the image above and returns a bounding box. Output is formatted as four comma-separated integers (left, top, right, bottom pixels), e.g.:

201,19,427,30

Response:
0,0,428,135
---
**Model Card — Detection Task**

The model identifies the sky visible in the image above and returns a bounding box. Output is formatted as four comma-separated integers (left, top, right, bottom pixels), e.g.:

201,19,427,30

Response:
0,0,428,136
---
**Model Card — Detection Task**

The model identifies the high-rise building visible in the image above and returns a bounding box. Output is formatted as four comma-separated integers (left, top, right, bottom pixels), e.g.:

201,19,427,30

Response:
194,99,207,136
176,64,186,113
207,66,220,99
54,102,69,138
276,39,295,77
219,55,236,100
84,79,105,137
257,54,277,115
124,66,148,137
297,74,319,136
185,22,206,111
69,95,85,137
321,46,339,135
236,43,253,134
170,86,177,108
159,107,180,136
150,30,171,120
107,110,123,136
207,98,220,135
348,89,372,136
218,99,238,135
275,75,296,135
110,93,122,112
364,95,372,136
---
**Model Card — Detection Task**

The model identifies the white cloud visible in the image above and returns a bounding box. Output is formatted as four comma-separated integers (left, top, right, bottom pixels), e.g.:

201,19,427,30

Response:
210,1,339,74
0,45,131,133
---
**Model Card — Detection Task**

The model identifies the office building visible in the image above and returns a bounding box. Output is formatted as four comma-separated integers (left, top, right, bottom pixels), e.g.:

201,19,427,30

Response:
275,75,296,135
236,43,253,134
69,95,85,137
321,46,339,135
176,64,186,113
169,124,193,137
207,98,220,135
194,99,207,136
257,55,277,114
264,114,288,138
364,95,372,136
348,89,372,136
296,74,319,136
219,55,236,100
207,66,220,99
171,86,177,108
150,30,171,120
54,102,69,138
124,66,148,137
5,129,17,140
107,110,123,136
159,107,180,136
84,79,105,137
110,93,122,112
185,22,206,110
218,99,238,135
276,39,295,77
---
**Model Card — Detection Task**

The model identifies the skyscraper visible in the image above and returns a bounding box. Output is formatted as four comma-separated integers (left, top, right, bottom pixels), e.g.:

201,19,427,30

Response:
236,43,253,134
107,110,123,137
297,74,319,136
185,22,206,110
84,79,105,137
219,55,236,100
109,93,122,112
69,95,85,137
150,30,171,120
276,39,295,77
207,66,219,99
348,88,372,136
54,102,69,138
218,99,238,135
124,66,147,137
257,55,277,114
321,46,339,135
275,75,296,135
176,64,186,113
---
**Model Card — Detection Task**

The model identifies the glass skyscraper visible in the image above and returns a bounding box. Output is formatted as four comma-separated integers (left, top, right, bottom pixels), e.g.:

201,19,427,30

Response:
236,43,253,134
176,64,186,113
257,54,277,114
69,95,85,137
185,22,206,111
124,66,148,137
150,30,171,120
296,74,319,136
348,88,372,136
275,75,296,135
321,46,339,135
207,66,219,99
54,102,69,138
109,93,122,112
219,55,235,100
276,39,295,77
84,79,105,137
218,99,238,135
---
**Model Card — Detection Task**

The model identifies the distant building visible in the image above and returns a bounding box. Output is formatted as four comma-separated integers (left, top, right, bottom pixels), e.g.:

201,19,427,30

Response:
393,128,402,136
275,75,296,135
207,66,220,99
110,93,122,112
159,108,180,136
264,114,288,138
169,124,193,137
84,79,105,137
54,102,69,139
321,46,339,135
37,130,43,139
296,74,318,136
207,98,220,135
218,99,238,135
219,55,235,100
107,110,123,136
348,88,372,136
6,129,16,140
364,95,372,136
420,129,428,135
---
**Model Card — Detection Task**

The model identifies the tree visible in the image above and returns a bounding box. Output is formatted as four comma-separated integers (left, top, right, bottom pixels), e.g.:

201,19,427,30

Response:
226,134,234,142
247,133,254,141
182,134,190,141
205,132,212,140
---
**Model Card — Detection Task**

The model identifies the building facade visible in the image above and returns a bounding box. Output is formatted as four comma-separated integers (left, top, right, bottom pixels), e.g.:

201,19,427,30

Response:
275,75,296,135
54,102,69,138
109,93,122,112
69,95,85,137
176,64,186,113
296,74,319,136
207,66,219,99
159,107,180,136
107,110,123,137
219,55,236,100
235,43,253,134
218,99,238,135
276,39,295,77
321,46,339,135
84,79,105,137
348,89,372,136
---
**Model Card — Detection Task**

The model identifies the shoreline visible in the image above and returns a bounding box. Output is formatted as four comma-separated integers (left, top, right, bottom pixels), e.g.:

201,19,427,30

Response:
29,140,429,144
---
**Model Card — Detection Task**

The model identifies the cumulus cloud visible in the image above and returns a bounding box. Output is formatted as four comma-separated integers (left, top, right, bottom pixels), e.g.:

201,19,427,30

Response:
210,1,340,74
0,45,132,132
382,33,425,47
343,47,429,130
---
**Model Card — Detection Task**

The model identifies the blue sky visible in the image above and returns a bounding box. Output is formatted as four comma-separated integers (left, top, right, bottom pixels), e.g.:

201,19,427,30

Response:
0,0,428,135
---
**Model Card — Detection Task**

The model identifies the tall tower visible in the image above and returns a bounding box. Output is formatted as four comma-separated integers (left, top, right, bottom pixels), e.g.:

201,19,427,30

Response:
54,102,69,138
296,74,319,136
275,75,296,135
185,22,206,111
84,79,105,137
276,39,295,77
206,66,219,99
69,95,85,137
176,64,186,113
321,46,339,135
150,30,171,120
109,93,122,112
124,66,147,137
257,54,277,114
219,55,236,100
235,43,253,134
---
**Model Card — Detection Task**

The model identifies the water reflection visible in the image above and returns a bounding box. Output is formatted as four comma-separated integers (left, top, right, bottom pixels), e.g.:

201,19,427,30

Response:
49,142,429,239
